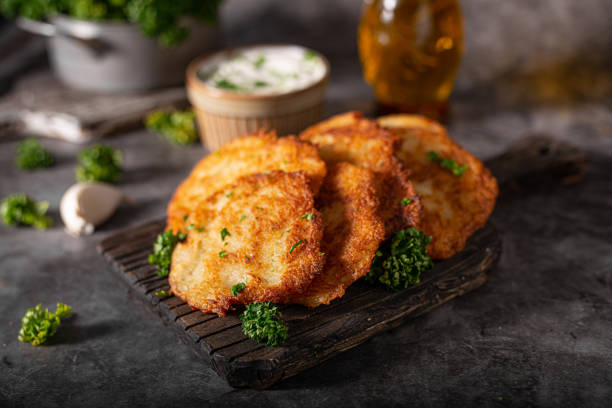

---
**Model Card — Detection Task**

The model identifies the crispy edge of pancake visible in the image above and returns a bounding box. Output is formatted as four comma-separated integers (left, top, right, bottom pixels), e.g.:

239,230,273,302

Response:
169,170,325,316
300,114,421,236
166,130,326,233
291,162,385,307
377,114,499,259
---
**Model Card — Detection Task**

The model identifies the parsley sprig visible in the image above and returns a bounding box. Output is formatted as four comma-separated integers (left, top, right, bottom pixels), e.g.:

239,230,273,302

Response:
428,151,467,177
231,282,246,296
16,139,55,170
18,303,72,346
75,145,122,183
365,228,433,290
1,193,52,230
145,109,198,146
148,230,187,277
240,302,288,346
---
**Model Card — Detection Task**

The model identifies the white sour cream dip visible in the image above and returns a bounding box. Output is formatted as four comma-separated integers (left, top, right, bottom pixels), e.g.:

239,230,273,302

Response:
198,45,327,95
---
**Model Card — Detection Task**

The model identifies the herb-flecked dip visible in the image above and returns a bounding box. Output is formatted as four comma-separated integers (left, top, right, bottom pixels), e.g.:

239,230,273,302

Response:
198,45,326,95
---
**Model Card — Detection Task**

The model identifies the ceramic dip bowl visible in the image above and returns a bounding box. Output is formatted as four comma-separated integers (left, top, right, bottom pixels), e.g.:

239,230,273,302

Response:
186,44,329,150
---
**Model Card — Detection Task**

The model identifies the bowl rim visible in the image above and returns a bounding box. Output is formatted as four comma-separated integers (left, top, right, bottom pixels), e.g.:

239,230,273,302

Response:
186,43,330,102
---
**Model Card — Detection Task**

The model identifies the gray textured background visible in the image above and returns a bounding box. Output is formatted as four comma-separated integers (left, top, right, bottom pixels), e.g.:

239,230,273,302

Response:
1,0,612,407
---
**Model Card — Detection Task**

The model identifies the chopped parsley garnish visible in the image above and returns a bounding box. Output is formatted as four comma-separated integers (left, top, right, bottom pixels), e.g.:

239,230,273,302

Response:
220,227,231,241
154,290,171,298
240,302,288,347
289,240,304,253
318,252,325,257
239,215,246,222
304,50,318,61
1,194,52,230
254,55,266,69
365,228,433,290
183,215,189,221
148,230,187,277
226,191,233,198
254,81,269,87
215,78,240,91
400,198,412,206
16,139,55,170
301,213,314,220
428,151,467,177
231,282,246,296
244,255,250,263
219,250,227,258
18,303,72,346
145,108,198,145
75,144,122,183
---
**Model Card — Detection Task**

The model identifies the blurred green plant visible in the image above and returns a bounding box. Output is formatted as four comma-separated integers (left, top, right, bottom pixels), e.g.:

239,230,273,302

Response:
1,193,53,229
75,144,122,183
16,138,55,170
0,0,222,46
145,108,198,145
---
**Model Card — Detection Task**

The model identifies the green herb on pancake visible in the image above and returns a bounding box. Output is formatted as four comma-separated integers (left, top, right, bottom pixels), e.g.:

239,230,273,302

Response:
149,230,187,277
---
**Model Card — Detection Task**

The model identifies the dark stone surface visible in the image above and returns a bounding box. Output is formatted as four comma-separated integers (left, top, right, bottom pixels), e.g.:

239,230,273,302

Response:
1,0,612,407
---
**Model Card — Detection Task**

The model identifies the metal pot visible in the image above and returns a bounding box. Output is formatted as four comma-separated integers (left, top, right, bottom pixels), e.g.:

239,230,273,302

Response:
17,15,218,93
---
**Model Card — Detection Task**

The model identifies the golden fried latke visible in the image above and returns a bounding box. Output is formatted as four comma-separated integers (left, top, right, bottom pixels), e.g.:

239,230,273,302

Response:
169,171,325,316
167,130,326,233
378,114,499,260
300,112,421,236
291,163,385,307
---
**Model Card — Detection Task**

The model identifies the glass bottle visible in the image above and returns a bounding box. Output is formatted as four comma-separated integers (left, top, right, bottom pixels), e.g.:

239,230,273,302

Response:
358,0,463,119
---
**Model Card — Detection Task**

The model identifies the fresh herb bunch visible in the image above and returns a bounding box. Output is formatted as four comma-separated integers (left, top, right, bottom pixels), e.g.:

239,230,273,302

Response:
16,139,55,170
240,302,288,347
1,193,53,229
75,144,122,183
365,228,433,290
148,229,187,277
428,151,467,177
0,0,222,46
145,108,198,145
18,303,72,346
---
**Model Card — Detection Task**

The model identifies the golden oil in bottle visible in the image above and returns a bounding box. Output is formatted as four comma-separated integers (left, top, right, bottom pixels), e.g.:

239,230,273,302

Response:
358,0,463,119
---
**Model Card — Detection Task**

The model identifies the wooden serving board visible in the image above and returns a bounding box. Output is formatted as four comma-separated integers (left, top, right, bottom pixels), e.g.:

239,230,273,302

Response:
97,136,585,389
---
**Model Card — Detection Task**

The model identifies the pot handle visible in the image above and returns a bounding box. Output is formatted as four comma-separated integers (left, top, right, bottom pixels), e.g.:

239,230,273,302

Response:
16,17,109,56
16,17,56,37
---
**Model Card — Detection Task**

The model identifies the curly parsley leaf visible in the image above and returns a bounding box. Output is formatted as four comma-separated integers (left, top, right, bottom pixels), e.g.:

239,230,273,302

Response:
400,198,411,206
428,151,467,177
1,194,52,230
148,229,187,277
231,282,246,296
16,139,55,170
75,144,122,183
18,303,72,346
240,302,288,347
220,227,231,241
145,108,198,146
365,228,433,290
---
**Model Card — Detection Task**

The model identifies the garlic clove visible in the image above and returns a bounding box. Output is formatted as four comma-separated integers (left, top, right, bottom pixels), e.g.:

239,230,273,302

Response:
60,182,125,236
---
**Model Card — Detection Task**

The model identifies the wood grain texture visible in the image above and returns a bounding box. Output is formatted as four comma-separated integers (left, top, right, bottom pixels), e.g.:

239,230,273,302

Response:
98,220,500,389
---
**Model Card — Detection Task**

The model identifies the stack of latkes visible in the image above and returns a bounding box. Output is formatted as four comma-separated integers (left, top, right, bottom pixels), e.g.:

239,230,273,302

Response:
166,112,498,316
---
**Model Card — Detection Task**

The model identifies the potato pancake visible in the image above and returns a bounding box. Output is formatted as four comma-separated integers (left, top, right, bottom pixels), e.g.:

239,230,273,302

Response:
377,114,498,259
300,113,421,236
291,163,385,307
169,171,324,316
167,130,326,233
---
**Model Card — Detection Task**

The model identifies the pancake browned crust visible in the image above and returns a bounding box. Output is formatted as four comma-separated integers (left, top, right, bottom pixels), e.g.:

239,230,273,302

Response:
378,114,499,260
299,113,421,237
169,171,325,316
167,130,326,233
291,163,385,307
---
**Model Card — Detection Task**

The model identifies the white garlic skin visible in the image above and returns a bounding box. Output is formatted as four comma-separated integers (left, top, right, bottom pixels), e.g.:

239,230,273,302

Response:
60,182,124,236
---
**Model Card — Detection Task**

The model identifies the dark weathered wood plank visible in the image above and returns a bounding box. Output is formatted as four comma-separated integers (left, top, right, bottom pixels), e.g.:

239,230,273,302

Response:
98,219,500,389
